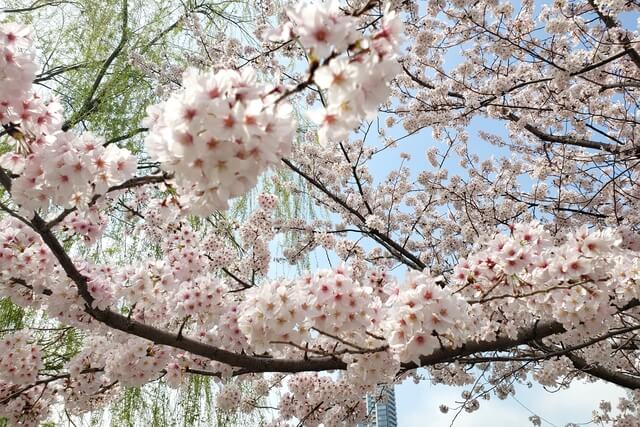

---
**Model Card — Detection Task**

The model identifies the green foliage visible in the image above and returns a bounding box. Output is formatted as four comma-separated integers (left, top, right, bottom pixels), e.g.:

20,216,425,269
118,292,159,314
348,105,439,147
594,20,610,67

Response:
4,0,182,151
112,387,145,427
0,298,25,330
107,377,216,427
181,375,212,426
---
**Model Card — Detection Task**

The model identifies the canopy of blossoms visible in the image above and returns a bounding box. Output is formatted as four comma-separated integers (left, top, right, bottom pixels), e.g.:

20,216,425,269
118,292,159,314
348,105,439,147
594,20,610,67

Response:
1,0,640,425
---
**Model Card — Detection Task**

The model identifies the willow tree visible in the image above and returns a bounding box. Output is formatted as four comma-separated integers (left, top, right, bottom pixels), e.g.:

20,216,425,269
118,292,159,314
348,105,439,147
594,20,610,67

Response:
2,0,277,425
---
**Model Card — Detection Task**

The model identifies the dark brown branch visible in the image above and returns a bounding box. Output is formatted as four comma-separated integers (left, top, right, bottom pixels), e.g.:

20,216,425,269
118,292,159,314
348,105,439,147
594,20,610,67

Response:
506,112,619,153
588,0,640,69
0,167,13,192
282,158,426,270
0,368,102,406
46,173,170,229
222,267,253,292
104,127,148,146
34,61,98,84
9,277,53,296
566,352,640,389
598,81,640,92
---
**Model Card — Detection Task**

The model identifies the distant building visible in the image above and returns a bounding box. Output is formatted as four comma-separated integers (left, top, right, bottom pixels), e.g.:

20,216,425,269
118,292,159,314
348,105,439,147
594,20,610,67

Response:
358,385,398,427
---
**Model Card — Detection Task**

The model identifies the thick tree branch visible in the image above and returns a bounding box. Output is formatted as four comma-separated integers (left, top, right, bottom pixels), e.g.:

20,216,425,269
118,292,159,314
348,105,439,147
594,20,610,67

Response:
505,112,620,153
10,211,640,387
566,352,640,389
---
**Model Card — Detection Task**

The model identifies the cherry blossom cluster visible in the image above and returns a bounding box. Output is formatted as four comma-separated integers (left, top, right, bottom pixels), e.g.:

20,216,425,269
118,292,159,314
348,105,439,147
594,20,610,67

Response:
143,67,295,214
277,373,366,426
1,23,36,125
0,332,42,385
164,361,183,388
383,270,469,364
238,279,306,353
0,215,107,316
0,22,62,140
1,21,137,216
63,339,119,413
237,265,375,355
302,266,381,337
344,349,398,389
311,12,404,143
214,376,283,414
6,132,137,212
119,260,200,324
236,197,278,276
452,222,640,338
215,383,242,412
238,264,470,366
174,275,225,319
0,219,54,307
532,357,574,388
105,340,169,387
0,217,114,328
274,2,405,144
0,381,54,427
60,205,107,243
0,23,35,95
592,393,640,427
274,1,358,57
206,304,249,354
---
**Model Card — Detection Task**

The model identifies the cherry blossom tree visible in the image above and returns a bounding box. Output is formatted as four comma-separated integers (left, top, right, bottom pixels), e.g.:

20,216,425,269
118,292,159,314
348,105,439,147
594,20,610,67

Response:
1,0,640,425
